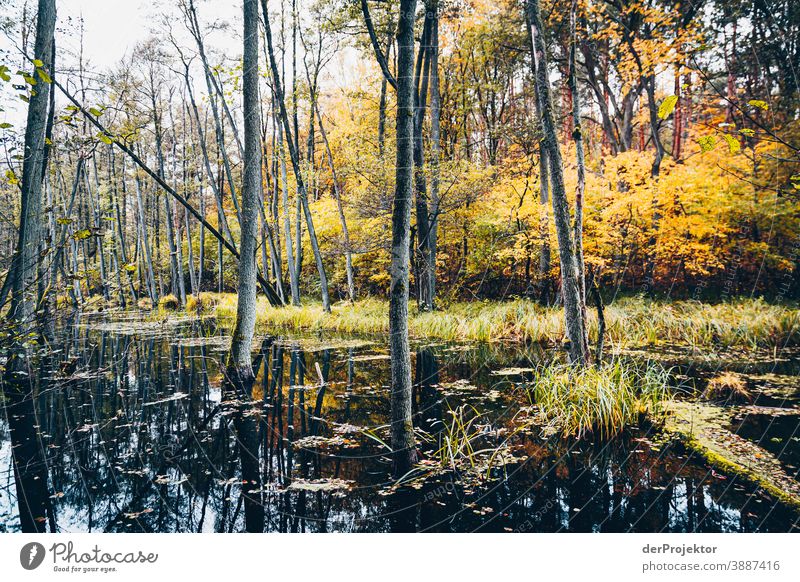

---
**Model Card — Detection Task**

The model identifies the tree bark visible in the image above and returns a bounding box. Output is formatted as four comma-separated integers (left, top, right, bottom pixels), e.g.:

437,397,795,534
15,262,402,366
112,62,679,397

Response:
2,0,57,533
262,0,331,312
222,0,264,534
568,0,590,357
386,0,419,476
526,0,588,366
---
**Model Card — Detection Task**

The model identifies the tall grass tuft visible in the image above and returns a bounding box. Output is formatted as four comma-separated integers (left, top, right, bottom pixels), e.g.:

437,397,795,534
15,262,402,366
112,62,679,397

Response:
157,294,180,314
529,359,671,439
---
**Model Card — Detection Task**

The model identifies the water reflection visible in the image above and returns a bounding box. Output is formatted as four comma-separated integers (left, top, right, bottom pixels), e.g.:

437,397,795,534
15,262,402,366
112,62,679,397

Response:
0,314,797,532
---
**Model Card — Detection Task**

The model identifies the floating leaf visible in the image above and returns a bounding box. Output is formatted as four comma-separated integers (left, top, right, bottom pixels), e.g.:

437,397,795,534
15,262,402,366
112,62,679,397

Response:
657,95,679,120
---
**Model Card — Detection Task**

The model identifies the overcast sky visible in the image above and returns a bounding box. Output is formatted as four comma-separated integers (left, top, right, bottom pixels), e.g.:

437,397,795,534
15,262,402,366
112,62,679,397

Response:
0,0,352,129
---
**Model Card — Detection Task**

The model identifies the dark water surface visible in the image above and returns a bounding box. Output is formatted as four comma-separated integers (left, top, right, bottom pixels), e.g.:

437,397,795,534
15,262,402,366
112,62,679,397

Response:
1,313,798,533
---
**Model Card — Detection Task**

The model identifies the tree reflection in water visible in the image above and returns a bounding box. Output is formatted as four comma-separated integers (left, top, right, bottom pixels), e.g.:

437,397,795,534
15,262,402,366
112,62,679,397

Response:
0,314,797,533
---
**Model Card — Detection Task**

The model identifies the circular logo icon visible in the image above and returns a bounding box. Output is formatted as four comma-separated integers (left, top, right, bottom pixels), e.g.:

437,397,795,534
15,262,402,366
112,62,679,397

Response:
20,542,46,570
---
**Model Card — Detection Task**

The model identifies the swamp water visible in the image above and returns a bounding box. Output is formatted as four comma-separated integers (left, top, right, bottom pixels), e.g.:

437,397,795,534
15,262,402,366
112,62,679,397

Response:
1,313,798,533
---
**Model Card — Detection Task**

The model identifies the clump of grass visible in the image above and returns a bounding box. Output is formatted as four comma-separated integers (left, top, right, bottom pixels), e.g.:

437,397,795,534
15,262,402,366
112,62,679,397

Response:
702,372,752,402
529,359,671,439
185,292,217,314
157,294,180,314
415,404,521,481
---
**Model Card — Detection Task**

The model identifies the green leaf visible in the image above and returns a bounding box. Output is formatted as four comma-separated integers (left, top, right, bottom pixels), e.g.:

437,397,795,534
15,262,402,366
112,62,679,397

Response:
32,59,44,67
722,134,740,154
738,128,755,137
36,68,51,83
19,94,29,103
72,229,92,241
748,99,769,111
96,132,113,145
5,169,19,185
21,73,37,86
657,95,679,120
0,65,10,82
697,135,716,152
56,217,73,225
0,122,12,129
88,107,103,117
123,263,137,273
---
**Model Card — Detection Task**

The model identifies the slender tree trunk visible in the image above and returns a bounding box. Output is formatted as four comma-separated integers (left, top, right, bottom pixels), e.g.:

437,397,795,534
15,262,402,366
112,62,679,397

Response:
2,0,57,533
262,0,331,312
427,0,441,309
386,0,419,476
526,0,587,366
224,0,264,533
413,16,433,311
313,100,355,303
568,0,589,357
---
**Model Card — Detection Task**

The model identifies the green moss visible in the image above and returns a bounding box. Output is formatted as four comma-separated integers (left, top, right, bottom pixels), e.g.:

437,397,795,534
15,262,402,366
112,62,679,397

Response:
665,401,800,512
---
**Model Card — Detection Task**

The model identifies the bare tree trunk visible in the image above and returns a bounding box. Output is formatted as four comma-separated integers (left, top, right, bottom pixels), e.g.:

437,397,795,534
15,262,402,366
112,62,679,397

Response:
568,0,589,357
526,0,587,366
427,0,441,309
386,0,419,476
262,0,331,312
524,4,552,305
313,100,355,303
277,114,300,305
413,16,433,311
224,0,264,533
2,0,57,533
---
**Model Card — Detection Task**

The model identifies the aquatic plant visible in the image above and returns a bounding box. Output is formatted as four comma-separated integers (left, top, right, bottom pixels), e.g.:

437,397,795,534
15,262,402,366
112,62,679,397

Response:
527,359,671,439
701,372,752,402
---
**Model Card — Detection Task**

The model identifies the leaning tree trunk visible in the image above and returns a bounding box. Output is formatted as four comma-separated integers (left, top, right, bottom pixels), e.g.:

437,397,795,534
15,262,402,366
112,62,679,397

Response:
224,0,264,533
526,0,588,366
387,0,419,476
2,0,57,533
262,0,330,312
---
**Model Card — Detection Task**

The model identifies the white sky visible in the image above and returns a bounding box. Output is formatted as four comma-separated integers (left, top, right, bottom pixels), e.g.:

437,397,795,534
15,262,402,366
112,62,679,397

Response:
1,0,352,129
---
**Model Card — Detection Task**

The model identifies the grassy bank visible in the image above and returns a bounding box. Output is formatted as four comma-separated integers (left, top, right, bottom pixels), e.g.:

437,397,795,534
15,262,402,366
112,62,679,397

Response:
196,294,800,349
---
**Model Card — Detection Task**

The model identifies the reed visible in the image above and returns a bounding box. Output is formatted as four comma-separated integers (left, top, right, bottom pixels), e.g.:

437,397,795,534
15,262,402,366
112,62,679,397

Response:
187,293,800,349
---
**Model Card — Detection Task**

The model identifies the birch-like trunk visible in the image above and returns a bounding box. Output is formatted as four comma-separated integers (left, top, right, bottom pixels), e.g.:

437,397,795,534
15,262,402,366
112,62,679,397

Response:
526,0,588,366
